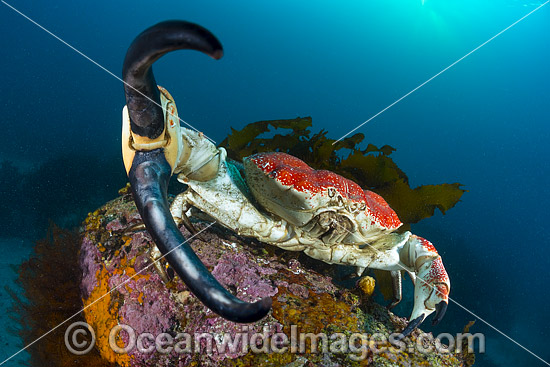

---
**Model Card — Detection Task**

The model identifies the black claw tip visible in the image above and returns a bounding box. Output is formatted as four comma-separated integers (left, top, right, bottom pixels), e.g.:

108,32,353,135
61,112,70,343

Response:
216,296,272,324
432,301,448,326
123,20,223,139
128,150,271,323
249,297,273,319
260,296,273,309
394,315,425,342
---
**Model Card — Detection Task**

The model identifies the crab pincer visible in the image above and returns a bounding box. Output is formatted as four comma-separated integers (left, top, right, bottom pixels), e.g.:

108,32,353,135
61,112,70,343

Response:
121,20,271,323
120,21,451,338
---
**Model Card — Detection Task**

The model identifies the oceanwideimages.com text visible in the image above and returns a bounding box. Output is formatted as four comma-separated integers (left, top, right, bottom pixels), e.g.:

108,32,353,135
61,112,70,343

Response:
65,322,485,360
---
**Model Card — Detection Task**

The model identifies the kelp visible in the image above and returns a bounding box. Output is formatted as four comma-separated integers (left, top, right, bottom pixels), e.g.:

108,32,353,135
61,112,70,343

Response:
221,116,465,224
7,225,108,367
7,118,466,367
461,320,477,366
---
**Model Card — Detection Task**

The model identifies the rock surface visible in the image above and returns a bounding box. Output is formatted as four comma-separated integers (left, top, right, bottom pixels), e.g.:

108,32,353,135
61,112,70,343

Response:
79,191,469,366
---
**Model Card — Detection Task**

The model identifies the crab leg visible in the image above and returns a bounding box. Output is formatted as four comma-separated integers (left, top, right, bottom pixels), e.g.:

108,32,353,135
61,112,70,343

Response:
387,270,402,310
349,233,450,339
396,235,450,340
122,20,271,323
301,231,449,339
170,194,201,237
176,155,302,249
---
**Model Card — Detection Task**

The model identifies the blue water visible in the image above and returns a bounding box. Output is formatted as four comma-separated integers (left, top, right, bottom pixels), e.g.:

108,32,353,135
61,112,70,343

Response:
1,1,548,366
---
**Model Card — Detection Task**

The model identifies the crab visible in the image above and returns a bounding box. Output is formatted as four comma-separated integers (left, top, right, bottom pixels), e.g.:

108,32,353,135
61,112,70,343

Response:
121,20,450,339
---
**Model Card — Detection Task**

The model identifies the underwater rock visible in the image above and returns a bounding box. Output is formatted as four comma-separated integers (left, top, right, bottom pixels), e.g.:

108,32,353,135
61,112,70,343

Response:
78,193,469,366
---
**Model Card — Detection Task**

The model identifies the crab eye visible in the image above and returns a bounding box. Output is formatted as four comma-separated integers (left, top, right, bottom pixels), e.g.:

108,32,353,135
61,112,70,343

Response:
327,187,336,198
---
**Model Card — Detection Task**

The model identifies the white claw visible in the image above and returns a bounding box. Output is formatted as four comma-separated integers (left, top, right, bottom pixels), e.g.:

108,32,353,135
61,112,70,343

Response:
407,236,450,326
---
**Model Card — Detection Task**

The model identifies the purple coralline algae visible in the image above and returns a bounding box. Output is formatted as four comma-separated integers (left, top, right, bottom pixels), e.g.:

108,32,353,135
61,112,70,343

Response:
79,192,470,366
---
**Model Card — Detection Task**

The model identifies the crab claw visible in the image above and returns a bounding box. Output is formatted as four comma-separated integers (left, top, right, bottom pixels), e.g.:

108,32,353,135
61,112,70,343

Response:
122,20,271,323
396,237,450,341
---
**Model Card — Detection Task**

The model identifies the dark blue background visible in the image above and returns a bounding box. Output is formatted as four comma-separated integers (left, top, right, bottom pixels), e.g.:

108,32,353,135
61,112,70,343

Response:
1,1,548,365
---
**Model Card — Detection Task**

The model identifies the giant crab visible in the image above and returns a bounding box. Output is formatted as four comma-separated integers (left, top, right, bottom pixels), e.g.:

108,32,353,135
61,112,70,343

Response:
121,20,450,340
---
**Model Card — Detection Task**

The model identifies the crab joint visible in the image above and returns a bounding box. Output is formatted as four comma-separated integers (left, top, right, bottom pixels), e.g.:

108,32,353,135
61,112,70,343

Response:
122,86,182,175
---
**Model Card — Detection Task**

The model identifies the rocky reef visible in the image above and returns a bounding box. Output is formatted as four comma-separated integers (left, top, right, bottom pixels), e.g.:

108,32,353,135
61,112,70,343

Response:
75,190,469,366
9,117,470,366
